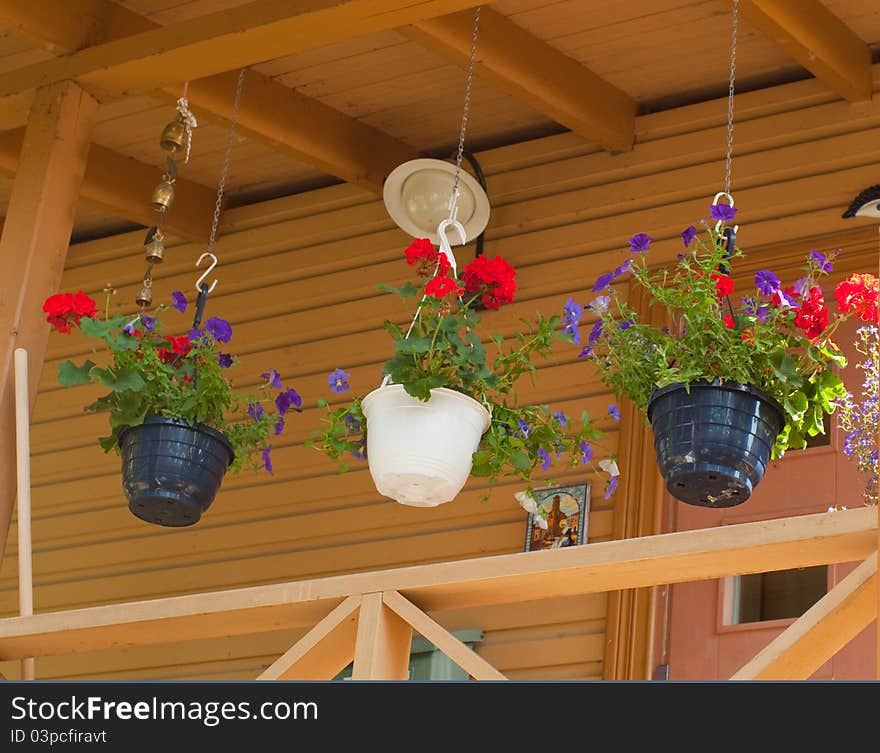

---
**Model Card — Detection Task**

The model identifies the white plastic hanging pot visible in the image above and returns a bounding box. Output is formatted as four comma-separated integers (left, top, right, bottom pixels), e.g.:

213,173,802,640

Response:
361,384,491,507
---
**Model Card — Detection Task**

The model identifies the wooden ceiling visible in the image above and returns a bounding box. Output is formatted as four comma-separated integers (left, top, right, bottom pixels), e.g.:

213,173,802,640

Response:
0,0,877,242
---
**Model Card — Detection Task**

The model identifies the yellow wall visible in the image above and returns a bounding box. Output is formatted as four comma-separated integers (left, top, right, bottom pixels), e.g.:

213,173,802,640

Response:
1,68,879,680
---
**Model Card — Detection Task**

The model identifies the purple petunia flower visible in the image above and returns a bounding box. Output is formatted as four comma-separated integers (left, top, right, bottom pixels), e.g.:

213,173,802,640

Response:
619,320,634,331
140,315,156,332
810,249,833,273
613,258,632,278
755,270,780,296
328,368,350,394
274,416,285,436
562,296,583,345
262,446,273,474
608,404,621,422
587,296,610,313
218,352,233,368
579,441,593,464
516,419,531,438
275,387,302,415
742,298,769,322
793,276,814,297
710,203,738,222
592,271,615,293
604,475,619,500
578,345,593,359
188,329,205,343
537,448,552,471
553,410,567,426
681,225,697,248
248,402,265,421
123,321,136,336
588,319,604,345
351,440,367,462
628,233,652,254
205,317,232,344
171,291,187,313
774,287,798,308
261,368,283,390
343,413,361,434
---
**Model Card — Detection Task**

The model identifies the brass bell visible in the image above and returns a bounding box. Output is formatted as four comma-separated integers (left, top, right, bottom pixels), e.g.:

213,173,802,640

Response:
150,175,175,213
159,116,187,155
135,282,153,308
144,227,165,264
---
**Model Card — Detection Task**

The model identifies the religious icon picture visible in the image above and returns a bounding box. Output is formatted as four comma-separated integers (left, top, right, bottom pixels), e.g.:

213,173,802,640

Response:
520,482,590,552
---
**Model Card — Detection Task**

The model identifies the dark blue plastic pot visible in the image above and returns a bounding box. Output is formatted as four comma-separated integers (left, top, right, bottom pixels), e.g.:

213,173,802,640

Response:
119,416,234,527
646,381,783,508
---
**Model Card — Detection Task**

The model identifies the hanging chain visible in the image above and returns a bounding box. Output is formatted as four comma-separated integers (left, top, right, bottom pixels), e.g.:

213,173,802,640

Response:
207,68,246,256
448,6,481,221
723,0,739,195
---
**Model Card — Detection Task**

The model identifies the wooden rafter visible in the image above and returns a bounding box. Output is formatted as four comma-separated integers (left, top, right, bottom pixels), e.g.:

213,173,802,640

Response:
0,507,873,661
0,0,421,191
736,0,872,103
403,7,636,152
0,82,97,565
352,592,413,680
731,553,878,680
0,0,481,99
0,129,215,241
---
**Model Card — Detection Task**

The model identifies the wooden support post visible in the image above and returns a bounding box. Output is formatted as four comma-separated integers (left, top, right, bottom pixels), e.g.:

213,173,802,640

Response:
14,349,34,681
257,596,361,681
0,80,96,567
732,553,877,680
351,592,412,680
382,590,506,680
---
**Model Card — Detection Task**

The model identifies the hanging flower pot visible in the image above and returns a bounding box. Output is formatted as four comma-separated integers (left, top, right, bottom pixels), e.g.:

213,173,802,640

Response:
361,385,491,507
647,380,784,508
119,416,234,526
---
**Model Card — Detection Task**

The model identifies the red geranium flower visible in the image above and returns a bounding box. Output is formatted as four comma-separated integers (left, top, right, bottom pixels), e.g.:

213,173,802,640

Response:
710,272,734,297
405,238,450,278
425,274,463,299
722,316,735,329
461,255,517,310
157,335,193,365
834,273,880,323
42,291,97,333
794,286,829,340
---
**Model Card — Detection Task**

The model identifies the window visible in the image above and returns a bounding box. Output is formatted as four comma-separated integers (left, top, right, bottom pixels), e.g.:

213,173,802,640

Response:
726,566,828,624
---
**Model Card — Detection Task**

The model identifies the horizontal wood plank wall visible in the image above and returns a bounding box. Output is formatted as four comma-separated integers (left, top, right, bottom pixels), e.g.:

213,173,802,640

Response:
2,68,880,680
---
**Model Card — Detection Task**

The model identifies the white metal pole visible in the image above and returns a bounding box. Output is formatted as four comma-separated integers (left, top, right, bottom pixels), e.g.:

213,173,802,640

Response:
14,348,34,680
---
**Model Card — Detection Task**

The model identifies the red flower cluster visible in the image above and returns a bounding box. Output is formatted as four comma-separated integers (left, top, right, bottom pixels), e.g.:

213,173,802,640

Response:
710,272,734,297
42,291,97,333
405,238,450,278
157,335,193,365
461,254,517,310
425,275,463,299
793,286,829,340
834,273,880,323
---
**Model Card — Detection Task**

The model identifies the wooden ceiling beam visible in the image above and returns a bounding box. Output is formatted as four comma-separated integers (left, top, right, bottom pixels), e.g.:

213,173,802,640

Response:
735,0,872,103
403,7,636,152
0,129,215,241
0,0,421,191
0,0,481,99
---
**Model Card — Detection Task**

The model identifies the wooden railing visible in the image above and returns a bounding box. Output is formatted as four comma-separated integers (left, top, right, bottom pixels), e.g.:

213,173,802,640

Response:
0,506,876,680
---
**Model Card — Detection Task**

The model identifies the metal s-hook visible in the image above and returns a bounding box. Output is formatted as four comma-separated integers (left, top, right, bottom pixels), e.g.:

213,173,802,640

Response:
712,191,739,235
194,251,218,294
436,218,467,278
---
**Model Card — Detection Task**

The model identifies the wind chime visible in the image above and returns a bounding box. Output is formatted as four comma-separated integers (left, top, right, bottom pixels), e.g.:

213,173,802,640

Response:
137,85,199,309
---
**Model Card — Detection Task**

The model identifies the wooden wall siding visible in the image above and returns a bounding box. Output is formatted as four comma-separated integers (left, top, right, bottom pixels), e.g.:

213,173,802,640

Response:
1,66,880,680
824,0,880,45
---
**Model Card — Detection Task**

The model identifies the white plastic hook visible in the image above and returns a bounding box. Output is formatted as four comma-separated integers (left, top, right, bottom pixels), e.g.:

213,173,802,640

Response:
712,191,739,235
436,218,467,278
194,251,219,294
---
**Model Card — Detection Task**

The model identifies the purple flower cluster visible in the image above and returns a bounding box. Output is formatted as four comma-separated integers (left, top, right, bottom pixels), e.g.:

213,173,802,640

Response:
561,297,583,345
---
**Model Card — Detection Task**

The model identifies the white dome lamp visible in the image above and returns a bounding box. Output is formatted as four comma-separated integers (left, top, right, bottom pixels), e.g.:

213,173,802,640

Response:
383,156,490,245
383,7,489,249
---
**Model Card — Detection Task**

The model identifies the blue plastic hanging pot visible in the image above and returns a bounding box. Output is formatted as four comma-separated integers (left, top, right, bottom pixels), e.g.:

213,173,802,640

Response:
646,380,783,508
119,416,234,527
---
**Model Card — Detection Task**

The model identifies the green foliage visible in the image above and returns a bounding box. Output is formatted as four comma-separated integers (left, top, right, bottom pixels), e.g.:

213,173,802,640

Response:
52,303,283,474
584,221,849,458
